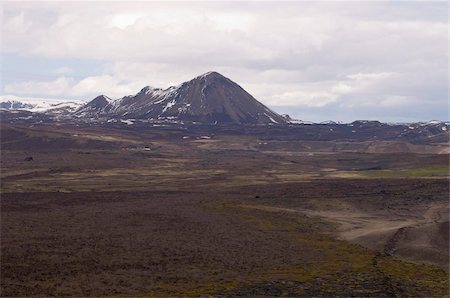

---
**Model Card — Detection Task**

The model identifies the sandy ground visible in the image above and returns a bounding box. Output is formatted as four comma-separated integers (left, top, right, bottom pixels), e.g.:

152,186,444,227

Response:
241,201,449,268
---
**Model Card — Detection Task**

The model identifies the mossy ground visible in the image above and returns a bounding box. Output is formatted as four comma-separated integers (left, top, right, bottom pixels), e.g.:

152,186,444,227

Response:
361,166,449,178
197,201,449,297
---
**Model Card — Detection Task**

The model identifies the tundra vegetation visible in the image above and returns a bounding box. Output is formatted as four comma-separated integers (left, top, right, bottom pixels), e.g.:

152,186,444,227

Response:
1,123,449,296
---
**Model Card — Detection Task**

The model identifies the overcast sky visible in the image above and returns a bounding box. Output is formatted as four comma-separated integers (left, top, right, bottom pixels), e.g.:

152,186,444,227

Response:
1,1,448,122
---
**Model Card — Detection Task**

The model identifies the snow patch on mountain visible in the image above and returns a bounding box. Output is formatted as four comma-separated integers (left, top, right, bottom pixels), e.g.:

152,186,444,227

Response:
151,86,180,104
162,99,177,112
264,112,279,124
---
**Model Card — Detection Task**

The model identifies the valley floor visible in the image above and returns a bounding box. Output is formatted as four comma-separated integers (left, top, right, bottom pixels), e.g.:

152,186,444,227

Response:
1,123,449,296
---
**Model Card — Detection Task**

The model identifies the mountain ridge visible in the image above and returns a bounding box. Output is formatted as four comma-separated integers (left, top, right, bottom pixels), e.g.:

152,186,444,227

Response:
1,95,449,127
1,72,449,126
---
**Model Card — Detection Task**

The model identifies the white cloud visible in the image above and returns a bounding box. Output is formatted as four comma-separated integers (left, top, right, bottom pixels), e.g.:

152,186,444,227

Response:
3,75,144,100
109,13,147,30
331,83,353,94
347,72,395,81
69,75,142,98
53,66,73,75
4,77,74,97
378,95,419,108
274,90,339,107
3,11,31,34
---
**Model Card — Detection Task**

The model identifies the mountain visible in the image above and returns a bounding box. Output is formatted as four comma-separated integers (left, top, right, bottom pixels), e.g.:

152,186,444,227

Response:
73,95,112,116
0,100,34,110
76,71,287,124
0,96,83,115
41,102,84,115
2,74,449,131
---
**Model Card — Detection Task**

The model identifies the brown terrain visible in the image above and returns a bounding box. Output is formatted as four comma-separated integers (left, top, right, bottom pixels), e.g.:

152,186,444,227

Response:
1,122,449,297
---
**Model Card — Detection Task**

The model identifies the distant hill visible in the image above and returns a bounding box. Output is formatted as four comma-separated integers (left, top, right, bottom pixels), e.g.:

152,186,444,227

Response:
0,96,83,115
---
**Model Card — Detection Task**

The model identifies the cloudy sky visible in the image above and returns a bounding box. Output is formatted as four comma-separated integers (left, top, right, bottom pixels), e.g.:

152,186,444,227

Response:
2,1,448,122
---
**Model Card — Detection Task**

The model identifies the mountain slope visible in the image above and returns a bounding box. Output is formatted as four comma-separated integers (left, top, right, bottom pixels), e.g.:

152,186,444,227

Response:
73,95,113,117
77,72,287,124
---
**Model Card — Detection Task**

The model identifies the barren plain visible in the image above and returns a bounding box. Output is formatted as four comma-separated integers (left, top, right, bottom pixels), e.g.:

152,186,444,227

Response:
1,123,449,296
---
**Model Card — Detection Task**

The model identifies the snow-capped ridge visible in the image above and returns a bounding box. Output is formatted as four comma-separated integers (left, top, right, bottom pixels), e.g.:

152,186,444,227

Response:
0,100,34,110
139,86,155,95
0,95,83,113
97,95,113,102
